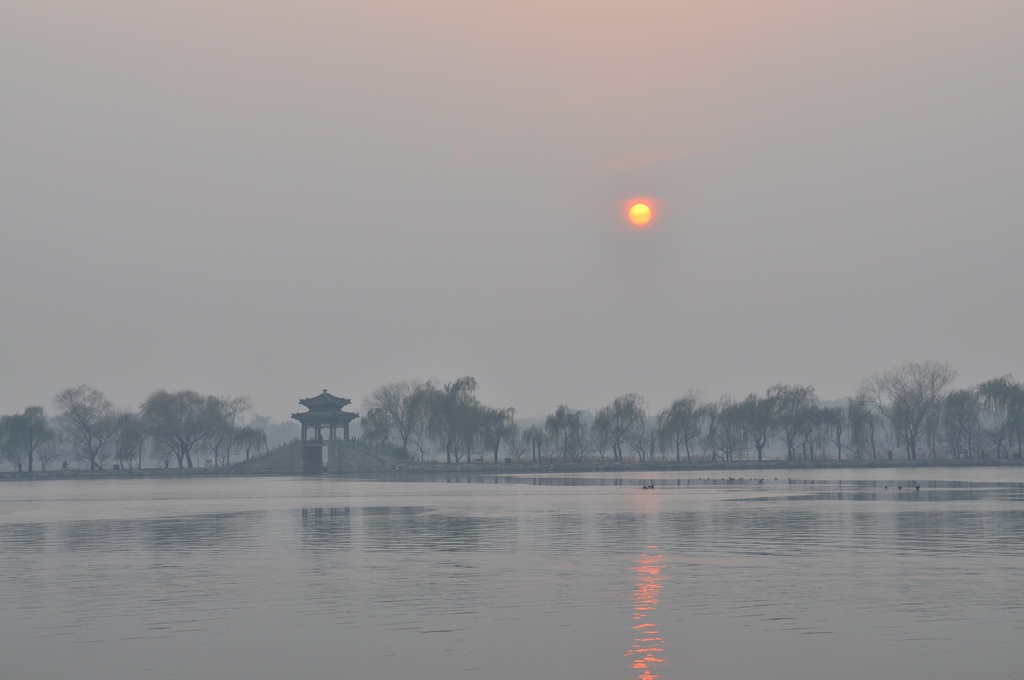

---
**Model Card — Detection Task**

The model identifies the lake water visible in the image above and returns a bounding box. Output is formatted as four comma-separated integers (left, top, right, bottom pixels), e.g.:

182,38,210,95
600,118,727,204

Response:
2,469,1023,680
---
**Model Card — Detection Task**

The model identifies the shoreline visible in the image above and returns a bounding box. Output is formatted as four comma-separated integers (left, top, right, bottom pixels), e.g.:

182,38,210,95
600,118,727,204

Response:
2,456,1021,481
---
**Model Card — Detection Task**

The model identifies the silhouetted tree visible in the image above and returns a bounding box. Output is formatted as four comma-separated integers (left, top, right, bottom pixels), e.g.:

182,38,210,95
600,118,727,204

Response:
848,397,879,459
142,390,234,468
425,377,480,464
943,389,981,459
0,406,53,472
0,416,20,471
697,401,720,460
859,361,957,459
627,416,657,462
364,380,429,459
361,407,392,449
978,376,1024,459
203,397,251,467
736,392,777,462
522,425,545,463
822,406,847,460
505,424,529,463
593,394,645,462
54,386,120,470
235,425,267,461
715,398,747,461
115,412,147,469
545,405,586,462
657,392,703,462
482,407,517,463
769,384,817,460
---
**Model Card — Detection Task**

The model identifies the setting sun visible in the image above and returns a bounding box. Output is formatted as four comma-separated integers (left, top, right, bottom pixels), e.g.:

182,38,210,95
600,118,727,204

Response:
628,202,653,228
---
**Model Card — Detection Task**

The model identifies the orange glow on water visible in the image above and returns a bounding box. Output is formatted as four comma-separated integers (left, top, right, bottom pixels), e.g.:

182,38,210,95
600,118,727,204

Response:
625,548,667,680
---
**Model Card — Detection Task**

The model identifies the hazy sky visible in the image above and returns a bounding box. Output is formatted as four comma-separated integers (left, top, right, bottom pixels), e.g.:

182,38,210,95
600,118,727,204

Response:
2,0,1022,420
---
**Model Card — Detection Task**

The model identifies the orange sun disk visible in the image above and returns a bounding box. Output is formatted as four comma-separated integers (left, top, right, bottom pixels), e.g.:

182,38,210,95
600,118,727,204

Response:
628,201,653,228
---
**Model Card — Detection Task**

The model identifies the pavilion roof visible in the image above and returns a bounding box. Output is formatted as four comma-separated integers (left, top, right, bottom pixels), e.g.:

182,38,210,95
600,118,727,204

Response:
298,390,352,411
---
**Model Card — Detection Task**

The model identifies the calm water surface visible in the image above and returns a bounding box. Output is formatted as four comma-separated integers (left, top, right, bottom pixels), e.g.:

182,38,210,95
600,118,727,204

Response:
2,469,1023,680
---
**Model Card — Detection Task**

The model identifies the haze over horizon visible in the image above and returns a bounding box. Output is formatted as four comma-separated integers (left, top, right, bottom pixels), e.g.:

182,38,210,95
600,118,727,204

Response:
3,0,1022,420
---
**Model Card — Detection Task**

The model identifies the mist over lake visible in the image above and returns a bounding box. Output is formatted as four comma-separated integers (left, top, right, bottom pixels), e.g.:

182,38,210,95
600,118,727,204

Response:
3,470,1023,680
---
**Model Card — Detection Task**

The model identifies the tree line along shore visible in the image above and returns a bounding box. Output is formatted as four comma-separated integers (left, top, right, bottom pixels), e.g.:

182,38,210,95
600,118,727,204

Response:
1,361,1022,474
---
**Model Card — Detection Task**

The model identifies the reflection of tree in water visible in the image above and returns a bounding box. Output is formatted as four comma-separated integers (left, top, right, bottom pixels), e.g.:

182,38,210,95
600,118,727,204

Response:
50,512,255,553
362,511,515,553
596,513,644,554
0,523,50,552
296,507,519,554
626,547,666,680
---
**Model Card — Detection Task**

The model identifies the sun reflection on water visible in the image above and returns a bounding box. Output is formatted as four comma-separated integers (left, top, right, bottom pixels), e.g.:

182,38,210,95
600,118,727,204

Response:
626,546,667,680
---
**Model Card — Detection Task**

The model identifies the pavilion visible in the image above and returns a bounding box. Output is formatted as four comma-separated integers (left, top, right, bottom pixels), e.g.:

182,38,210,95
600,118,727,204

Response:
291,390,359,443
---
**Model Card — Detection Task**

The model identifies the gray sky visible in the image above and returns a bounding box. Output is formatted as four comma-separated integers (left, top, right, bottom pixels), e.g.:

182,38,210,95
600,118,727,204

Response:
2,0,1022,420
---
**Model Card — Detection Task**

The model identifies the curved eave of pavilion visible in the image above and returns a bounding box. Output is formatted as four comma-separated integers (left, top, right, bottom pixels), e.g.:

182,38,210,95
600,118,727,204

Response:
291,411,359,424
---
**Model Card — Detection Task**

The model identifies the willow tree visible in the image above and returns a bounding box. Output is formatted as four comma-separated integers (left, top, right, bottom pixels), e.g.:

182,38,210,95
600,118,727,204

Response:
425,376,480,464
545,405,585,463
736,392,777,462
593,394,645,462
769,384,818,461
657,392,703,462
847,398,878,459
943,389,981,459
235,425,267,461
522,425,545,463
142,390,235,468
482,407,517,463
859,361,957,460
978,376,1024,459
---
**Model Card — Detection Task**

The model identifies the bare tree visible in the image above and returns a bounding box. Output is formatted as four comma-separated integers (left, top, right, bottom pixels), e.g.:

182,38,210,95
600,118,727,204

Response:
115,412,147,469
545,405,586,462
54,386,120,470
715,398,747,461
0,416,20,471
697,401,720,460
0,406,54,472
588,421,610,461
505,424,529,463
202,397,251,467
424,377,480,463
235,425,267,461
37,432,70,471
848,397,879,459
482,407,517,463
142,390,234,468
736,392,777,462
943,388,981,459
822,406,847,460
593,394,645,462
364,380,429,459
657,392,703,462
627,416,657,462
522,425,545,463
977,376,1024,459
361,407,392,449
769,384,818,461
859,361,957,460
797,406,827,460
